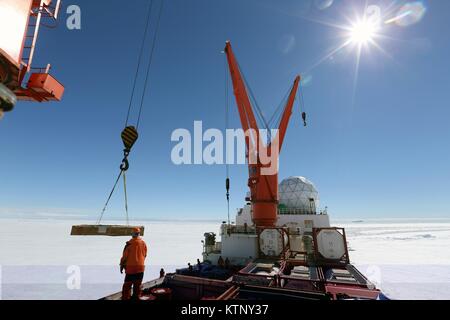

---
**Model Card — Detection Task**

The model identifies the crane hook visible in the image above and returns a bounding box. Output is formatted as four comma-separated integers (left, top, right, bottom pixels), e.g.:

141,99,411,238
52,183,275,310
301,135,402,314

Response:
120,151,130,172
302,112,307,127
119,126,139,172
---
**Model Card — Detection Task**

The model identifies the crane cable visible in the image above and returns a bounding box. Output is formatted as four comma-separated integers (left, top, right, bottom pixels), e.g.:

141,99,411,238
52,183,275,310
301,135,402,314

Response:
97,0,164,225
124,0,155,128
136,0,165,130
224,54,231,229
299,84,307,127
268,78,307,129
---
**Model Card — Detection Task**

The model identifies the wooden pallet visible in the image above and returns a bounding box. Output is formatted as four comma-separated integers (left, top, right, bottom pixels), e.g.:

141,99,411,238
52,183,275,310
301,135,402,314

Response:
71,225,145,237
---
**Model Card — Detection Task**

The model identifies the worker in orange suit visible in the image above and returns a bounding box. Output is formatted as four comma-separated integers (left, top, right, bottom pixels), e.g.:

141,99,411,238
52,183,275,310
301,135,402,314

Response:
120,227,147,300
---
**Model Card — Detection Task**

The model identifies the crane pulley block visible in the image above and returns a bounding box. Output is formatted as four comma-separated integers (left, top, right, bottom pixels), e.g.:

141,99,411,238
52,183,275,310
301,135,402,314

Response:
120,126,139,172
121,126,139,152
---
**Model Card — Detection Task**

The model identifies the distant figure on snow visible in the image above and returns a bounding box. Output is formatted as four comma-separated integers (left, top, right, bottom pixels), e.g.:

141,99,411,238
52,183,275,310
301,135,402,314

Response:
225,258,230,269
218,256,225,268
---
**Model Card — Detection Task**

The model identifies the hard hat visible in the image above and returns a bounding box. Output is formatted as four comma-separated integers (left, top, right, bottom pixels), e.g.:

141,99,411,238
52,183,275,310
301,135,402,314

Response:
132,227,141,234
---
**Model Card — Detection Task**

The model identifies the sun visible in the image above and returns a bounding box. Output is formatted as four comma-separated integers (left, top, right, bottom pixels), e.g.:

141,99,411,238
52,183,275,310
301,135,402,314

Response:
349,19,377,45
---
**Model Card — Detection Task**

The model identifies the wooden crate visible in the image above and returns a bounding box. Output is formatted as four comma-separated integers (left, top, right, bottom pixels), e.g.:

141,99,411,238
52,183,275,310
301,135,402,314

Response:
71,225,145,237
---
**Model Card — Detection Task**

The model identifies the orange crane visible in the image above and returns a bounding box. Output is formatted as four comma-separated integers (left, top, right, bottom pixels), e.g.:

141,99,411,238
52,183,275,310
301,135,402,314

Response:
0,0,64,118
224,41,301,227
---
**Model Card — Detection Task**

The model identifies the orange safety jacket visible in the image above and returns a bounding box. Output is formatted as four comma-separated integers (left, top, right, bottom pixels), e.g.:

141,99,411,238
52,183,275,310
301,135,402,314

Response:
120,237,147,275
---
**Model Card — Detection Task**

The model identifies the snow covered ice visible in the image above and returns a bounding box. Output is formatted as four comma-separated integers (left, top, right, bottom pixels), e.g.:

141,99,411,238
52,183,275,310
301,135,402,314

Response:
338,218,450,300
0,218,220,300
0,217,449,300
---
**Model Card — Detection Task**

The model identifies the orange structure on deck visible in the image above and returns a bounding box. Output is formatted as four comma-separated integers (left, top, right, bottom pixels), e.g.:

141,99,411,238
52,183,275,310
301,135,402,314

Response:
0,0,64,113
224,41,301,227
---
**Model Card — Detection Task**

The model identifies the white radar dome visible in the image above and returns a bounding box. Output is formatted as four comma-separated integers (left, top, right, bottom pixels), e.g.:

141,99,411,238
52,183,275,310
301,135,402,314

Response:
278,176,320,214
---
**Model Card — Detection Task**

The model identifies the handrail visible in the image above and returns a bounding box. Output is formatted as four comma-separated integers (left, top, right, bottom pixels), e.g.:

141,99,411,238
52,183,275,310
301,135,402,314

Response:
278,208,317,215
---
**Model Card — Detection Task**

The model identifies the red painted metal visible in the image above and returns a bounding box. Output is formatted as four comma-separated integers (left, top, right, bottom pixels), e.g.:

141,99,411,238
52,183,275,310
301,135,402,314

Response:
216,286,239,300
0,0,64,106
16,73,64,102
224,41,301,227
325,284,380,300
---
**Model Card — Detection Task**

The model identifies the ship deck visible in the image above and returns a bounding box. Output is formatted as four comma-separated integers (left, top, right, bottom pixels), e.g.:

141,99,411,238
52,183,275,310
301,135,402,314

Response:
102,260,381,301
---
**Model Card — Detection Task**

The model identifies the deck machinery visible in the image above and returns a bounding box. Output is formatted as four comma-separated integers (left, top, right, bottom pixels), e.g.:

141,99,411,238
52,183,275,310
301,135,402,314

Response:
104,42,383,301
104,192,381,301
0,0,64,118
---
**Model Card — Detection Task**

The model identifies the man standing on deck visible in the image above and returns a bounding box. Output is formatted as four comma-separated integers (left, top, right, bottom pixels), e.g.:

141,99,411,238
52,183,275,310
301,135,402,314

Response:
120,227,147,300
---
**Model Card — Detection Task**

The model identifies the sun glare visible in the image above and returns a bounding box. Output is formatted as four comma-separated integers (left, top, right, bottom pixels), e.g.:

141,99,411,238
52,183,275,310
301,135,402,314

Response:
349,19,377,45
300,2,427,113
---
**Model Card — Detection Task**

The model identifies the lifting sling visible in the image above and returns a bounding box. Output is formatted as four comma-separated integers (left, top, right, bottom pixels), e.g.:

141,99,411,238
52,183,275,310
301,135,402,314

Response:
71,0,165,236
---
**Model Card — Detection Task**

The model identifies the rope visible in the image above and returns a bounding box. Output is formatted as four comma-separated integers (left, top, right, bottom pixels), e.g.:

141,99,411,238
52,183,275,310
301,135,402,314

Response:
268,84,292,129
125,0,154,127
299,85,307,126
96,0,165,225
96,170,123,225
224,54,231,227
237,61,270,134
224,56,229,155
123,171,129,226
136,0,165,130
226,195,230,233
300,85,306,113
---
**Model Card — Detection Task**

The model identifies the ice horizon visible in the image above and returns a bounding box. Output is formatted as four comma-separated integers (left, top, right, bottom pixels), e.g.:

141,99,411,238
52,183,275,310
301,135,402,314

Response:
1,217,449,300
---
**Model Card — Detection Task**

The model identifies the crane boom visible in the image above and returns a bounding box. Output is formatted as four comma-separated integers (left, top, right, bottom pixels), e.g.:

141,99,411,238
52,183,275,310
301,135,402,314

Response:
224,41,259,157
224,41,301,227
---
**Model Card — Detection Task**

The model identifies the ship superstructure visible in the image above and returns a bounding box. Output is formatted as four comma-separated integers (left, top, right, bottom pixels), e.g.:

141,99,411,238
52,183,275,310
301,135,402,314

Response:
104,176,382,300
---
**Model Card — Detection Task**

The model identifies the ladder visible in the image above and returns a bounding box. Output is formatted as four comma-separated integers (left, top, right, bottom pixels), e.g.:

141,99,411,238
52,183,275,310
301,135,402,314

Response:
19,0,61,85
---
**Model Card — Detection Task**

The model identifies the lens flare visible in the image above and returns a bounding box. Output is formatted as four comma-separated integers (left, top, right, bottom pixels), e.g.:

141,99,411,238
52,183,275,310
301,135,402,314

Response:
314,0,334,11
390,2,427,27
300,74,313,87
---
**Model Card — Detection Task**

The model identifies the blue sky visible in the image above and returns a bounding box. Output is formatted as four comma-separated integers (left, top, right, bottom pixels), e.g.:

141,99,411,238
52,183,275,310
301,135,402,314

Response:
1,0,449,221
